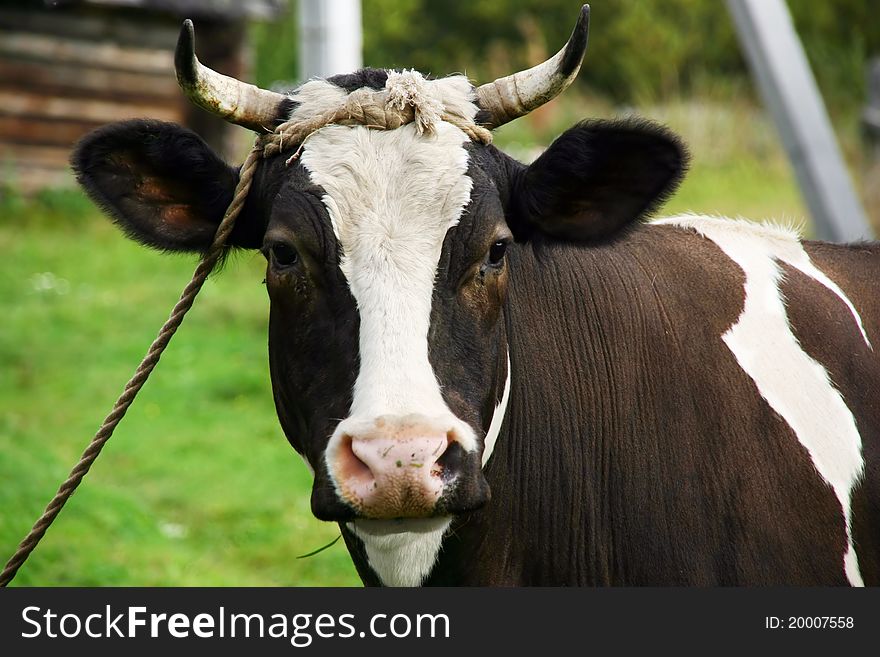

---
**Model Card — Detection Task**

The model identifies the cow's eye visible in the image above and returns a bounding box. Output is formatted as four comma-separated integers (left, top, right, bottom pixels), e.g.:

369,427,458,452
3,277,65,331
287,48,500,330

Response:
270,242,299,268
487,240,508,267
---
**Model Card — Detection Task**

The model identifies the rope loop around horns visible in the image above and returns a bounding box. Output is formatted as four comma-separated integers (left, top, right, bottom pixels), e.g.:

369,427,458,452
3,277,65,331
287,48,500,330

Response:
261,85,492,162
0,93,492,587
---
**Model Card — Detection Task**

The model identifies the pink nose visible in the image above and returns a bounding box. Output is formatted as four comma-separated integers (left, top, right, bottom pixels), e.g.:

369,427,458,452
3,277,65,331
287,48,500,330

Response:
328,416,462,518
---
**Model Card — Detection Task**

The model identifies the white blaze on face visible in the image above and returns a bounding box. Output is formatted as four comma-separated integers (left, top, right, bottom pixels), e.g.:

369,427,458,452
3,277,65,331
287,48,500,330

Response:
297,100,478,587
300,121,475,429
654,215,868,586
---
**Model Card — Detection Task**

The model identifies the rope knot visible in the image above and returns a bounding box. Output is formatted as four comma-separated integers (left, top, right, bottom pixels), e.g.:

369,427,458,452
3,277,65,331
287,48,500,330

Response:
384,70,444,135
259,73,492,161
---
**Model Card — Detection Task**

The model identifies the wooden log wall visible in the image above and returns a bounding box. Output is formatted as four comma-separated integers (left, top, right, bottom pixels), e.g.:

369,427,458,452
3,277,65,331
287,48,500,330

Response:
0,7,244,193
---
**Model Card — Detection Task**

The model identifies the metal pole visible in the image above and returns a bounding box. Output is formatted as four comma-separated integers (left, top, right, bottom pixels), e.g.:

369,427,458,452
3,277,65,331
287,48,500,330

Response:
298,0,363,81
725,0,873,242
862,59,880,228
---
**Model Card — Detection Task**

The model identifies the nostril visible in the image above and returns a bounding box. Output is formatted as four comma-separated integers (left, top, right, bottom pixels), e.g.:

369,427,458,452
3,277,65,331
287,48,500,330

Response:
337,434,373,484
426,434,451,478
332,424,470,491
436,440,465,483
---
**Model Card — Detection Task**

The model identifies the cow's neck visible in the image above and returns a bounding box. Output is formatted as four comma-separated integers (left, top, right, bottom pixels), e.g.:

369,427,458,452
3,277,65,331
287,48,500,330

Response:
428,232,691,585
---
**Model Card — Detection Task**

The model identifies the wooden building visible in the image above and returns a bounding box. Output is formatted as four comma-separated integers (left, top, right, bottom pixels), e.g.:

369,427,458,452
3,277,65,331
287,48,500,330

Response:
0,0,285,192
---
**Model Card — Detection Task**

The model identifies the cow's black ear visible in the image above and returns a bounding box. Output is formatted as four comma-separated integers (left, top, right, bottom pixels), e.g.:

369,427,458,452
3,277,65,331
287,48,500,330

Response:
72,119,261,252
509,118,688,242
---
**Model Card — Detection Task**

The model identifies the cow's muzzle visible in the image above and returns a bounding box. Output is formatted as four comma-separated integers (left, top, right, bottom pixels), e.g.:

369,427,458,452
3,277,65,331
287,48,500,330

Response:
320,414,490,520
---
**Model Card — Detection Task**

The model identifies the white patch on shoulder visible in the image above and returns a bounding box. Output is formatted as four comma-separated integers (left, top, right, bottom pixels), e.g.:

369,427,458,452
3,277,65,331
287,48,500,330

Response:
348,518,451,587
654,214,867,586
482,350,511,467
655,215,871,348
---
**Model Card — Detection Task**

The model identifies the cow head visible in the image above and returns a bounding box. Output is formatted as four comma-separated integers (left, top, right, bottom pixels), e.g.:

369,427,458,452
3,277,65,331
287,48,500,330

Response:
72,6,686,558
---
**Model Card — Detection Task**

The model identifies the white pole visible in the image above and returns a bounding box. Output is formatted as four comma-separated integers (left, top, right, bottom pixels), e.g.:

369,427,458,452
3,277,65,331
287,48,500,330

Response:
726,0,873,242
298,0,363,81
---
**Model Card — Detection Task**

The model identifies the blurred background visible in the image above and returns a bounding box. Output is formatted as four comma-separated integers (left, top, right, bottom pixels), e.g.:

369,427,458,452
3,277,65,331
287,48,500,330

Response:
1,0,879,585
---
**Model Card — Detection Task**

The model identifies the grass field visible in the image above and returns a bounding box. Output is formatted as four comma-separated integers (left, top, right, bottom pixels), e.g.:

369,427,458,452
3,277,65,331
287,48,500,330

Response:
0,98,822,586
0,199,360,586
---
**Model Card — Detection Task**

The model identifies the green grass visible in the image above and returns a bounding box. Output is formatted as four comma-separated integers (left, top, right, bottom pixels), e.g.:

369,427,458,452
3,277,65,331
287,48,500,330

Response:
0,96,818,587
0,193,360,586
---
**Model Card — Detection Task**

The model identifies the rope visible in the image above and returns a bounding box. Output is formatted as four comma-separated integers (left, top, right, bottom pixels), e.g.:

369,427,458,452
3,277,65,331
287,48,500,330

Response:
0,144,262,587
0,86,491,587
265,86,493,156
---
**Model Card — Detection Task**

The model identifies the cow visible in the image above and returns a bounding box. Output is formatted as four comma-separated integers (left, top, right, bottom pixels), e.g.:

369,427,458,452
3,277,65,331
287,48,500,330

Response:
71,6,879,586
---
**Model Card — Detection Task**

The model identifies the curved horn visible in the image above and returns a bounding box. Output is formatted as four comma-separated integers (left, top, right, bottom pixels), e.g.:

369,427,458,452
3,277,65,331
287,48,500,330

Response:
175,19,287,133
476,4,590,130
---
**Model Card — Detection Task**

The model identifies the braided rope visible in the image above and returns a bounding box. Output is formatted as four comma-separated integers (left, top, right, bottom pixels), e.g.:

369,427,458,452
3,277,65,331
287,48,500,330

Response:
0,143,263,587
266,87,493,157
0,92,491,587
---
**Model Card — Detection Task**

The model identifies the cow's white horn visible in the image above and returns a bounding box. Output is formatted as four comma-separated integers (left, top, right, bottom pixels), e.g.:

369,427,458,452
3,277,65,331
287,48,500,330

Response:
475,4,590,130
175,19,287,134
